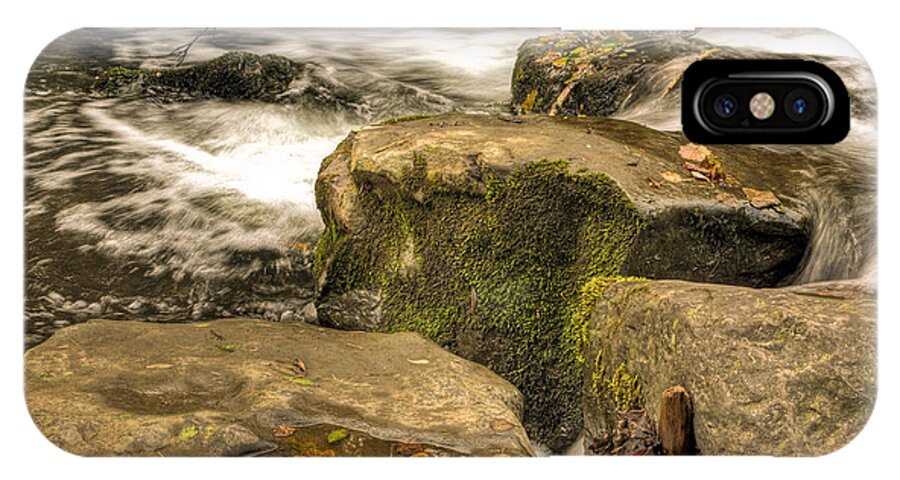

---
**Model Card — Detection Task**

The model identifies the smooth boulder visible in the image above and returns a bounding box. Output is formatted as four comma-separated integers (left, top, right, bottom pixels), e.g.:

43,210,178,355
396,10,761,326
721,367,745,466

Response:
25,318,533,456
582,279,875,456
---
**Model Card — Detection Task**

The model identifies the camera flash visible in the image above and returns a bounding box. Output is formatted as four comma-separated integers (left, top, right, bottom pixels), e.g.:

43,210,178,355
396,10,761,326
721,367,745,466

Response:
750,92,775,120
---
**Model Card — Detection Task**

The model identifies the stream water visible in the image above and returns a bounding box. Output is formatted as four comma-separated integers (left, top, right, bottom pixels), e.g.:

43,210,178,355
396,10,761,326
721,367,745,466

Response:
24,29,876,349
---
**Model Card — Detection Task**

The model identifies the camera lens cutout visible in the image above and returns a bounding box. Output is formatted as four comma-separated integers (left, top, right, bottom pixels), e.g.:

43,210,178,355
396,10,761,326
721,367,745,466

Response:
784,88,819,123
682,60,849,143
713,94,738,118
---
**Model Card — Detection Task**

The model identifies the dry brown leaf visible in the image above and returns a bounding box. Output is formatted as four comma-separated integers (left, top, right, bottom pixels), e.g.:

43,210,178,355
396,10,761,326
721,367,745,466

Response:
273,423,296,438
646,177,661,189
742,187,781,209
679,143,713,163
660,171,686,183
292,358,307,378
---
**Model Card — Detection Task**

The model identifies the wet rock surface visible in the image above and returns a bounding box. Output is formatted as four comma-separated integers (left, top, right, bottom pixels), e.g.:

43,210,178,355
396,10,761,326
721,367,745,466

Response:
582,279,876,456
25,319,532,456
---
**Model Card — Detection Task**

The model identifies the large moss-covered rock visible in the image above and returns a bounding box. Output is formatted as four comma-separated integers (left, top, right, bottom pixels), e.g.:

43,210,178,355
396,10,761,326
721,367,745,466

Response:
583,279,875,456
25,319,532,457
313,113,812,449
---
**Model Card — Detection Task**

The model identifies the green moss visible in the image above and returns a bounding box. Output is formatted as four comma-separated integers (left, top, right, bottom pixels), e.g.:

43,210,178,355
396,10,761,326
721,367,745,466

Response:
92,51,296,100
179,424,199,441
315,158,643,443
591,350,644,412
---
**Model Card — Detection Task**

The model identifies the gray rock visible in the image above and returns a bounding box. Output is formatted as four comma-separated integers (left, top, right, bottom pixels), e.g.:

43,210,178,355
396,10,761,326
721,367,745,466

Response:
45,292,65,306
300,302,318,323
85,302,103,316
71,300,88,310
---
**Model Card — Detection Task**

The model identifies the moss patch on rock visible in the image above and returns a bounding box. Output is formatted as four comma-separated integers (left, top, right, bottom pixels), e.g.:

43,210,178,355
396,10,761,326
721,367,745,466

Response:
316,157,643,448
94,51,297,101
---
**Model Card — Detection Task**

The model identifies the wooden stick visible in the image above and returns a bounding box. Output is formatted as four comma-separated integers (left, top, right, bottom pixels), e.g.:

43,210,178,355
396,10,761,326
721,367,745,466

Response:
658,386,696,455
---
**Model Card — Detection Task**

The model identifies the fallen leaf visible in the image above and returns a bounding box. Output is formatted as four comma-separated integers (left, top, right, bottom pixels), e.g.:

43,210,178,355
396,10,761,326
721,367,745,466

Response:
327,428,348,444
395,443,426,457
407,359,430,365
646,177,661,189
292,358,307,377
145,363,174,369
273,424,296,438
411,452,430,457
192,323,209,328
294,242,311,252
660,171,686,183
679,143,713,162
680,143,726,181
742,187,781,209
489,419,516,432
535,51,562,64
690,171,711,183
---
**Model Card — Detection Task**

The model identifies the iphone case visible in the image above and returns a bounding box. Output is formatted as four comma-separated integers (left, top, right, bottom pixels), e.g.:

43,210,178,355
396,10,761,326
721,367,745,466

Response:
24,28,876,457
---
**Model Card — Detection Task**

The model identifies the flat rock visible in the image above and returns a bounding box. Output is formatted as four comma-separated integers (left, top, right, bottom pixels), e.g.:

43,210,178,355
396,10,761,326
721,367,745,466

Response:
25,319,533,457
582,279,876,456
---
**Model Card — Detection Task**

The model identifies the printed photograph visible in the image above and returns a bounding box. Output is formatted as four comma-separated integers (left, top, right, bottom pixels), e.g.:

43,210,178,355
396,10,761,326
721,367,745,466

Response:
24,28,876,456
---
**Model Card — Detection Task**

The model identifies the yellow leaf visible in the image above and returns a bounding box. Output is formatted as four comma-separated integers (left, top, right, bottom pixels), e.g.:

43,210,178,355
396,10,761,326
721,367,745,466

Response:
327,428,348,444
407,359,430,365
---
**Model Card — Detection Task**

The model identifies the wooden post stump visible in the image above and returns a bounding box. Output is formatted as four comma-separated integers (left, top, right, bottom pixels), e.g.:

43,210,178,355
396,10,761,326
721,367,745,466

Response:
658,386,696,455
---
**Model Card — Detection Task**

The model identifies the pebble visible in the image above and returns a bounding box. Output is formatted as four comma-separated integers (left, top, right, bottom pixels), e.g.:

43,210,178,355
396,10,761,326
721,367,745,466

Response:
279,310,295,322
71,300,88,310
127,299,145,313
301,302,318,323
85,302,103,316
46,292,65,305
52,319,70,328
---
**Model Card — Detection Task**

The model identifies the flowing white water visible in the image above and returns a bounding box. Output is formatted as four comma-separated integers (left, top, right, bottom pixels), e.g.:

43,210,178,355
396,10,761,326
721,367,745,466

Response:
24,28,554,347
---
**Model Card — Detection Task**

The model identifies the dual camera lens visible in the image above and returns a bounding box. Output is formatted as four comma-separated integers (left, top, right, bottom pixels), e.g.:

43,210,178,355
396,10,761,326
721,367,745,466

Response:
682,60,849,143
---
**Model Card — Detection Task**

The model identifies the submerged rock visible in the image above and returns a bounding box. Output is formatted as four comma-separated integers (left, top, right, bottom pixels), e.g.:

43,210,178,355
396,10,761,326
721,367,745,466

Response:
582,279,875,456
91,51,367,114
25,319,532,457
313,113,813,449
